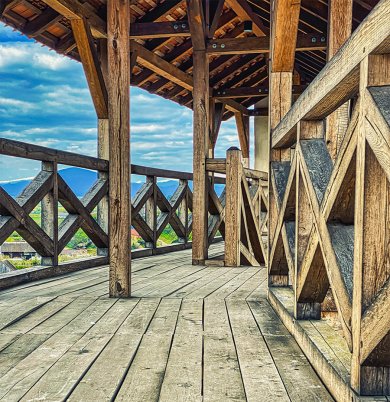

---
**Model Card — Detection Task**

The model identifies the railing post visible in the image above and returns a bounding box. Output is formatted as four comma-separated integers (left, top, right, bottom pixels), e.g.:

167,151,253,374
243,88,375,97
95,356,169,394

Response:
145,175,157,250
225,147,242,267
41,161,58,266
178,179,188,244
97,118,109,256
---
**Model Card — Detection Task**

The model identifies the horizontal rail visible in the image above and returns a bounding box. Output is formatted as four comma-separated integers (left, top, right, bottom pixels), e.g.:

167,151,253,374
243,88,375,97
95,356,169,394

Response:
0,138,109,171
272,0,390,148
206,158,267,181
0,137,225,183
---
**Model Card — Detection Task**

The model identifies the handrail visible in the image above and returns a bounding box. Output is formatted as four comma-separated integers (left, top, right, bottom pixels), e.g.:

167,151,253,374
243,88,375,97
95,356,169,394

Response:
271,0,390,149
206,157,267,181
0,137,226,184
0,138,109,171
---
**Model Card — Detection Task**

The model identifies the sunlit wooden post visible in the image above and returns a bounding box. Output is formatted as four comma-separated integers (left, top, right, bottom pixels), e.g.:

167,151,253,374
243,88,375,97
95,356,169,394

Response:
107,0,131,297
41,161,58,266
225,147,242,267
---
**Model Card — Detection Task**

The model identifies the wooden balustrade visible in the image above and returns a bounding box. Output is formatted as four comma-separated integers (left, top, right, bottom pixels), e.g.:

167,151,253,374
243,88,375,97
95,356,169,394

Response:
267,2,390,397
206,148,268,267
0,138,226,274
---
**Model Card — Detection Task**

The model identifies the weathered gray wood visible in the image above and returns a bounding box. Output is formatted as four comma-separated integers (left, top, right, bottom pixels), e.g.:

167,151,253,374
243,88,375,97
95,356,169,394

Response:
300,139,333,203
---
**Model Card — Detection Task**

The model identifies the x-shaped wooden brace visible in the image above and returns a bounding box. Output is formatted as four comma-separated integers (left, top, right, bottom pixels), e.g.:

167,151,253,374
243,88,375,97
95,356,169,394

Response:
156,182,188,239
0,171,54,257
58,176,108,252
131,181,154,243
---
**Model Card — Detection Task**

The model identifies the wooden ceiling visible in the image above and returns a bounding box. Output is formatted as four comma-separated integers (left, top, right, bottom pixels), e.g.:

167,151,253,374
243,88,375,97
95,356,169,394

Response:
0,0,379,119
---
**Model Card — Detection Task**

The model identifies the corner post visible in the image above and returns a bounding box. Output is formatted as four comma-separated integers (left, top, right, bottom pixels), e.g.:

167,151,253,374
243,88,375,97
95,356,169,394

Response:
108,0,131,297
187,0,209,265
225,148,242,267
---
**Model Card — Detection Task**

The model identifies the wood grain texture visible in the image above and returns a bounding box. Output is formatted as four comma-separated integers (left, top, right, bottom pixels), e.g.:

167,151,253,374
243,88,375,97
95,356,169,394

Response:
108,0,131,297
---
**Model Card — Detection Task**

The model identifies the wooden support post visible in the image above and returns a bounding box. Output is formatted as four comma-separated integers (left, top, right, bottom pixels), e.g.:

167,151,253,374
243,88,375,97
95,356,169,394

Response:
188,0,209,264
145,175,157,249
41,161,58,266
225,148,242,267
352,54,390,396
108,0,131,297
326,0,353,159
254,114,269,173
235,111,250,168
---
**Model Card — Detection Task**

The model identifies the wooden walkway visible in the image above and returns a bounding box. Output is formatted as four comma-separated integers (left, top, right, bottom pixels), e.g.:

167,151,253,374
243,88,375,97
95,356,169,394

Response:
0,246,333,401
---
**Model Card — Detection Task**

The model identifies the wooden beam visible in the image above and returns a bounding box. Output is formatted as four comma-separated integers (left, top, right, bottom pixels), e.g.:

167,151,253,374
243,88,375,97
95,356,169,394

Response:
40,0,106,38
71,18,108,119
208,0,225,38
131,41,193,91
24,8,62,37
207,33,326,54
225,0,268,36
213,84,307,98
188,0,209,264
108,0,131,297
271,0,301,72
235,112,250,160
129,21,190,39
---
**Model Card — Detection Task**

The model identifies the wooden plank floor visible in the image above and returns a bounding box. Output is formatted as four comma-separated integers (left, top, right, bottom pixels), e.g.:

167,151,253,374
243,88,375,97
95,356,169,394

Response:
0,245,333,401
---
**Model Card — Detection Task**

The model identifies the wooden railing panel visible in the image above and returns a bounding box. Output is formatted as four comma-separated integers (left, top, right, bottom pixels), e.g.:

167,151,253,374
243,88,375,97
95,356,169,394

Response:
268,8,390,395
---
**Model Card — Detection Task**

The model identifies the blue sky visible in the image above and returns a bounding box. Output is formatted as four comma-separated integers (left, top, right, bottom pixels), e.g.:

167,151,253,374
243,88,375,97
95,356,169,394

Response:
0,22,247,182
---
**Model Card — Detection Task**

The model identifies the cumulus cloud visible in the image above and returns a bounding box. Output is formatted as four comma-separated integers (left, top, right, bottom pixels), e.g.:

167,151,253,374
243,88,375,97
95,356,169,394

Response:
0,22,250,182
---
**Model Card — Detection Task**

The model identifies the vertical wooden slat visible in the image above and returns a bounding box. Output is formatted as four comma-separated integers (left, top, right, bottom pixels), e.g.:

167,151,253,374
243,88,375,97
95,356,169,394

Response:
225,148,242,267
97,118,109,256
108,0,131,297
145,175,157,249
41,161,58,266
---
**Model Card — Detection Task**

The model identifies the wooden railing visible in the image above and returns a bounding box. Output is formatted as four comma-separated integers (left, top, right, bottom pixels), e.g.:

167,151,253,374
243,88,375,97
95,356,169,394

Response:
0,138,225,273
268,0,390,397
206,147,268,266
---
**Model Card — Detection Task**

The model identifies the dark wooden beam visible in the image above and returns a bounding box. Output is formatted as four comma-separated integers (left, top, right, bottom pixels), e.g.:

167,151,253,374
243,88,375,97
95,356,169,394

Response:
24,8,62,37
225,0,268,36
213,84,307,98
130,21,190,39
207,33,327,54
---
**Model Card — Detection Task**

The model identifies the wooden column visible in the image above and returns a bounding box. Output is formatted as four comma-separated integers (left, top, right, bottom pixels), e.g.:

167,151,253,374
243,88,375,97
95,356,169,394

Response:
107,0,131,297
225,148,242,267
326,0,353,159
41,161,58,266
188,0,209,264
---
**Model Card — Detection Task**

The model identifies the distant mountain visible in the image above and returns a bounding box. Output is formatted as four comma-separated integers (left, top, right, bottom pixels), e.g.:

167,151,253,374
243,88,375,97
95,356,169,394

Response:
1,167,224,199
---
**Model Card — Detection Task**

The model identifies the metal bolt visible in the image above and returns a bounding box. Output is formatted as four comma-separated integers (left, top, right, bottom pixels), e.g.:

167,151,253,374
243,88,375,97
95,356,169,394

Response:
182,24,187,29
221,44,225,48
174,24,179,30
321,37,326,42
212,44,217,48
311,37,317,43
